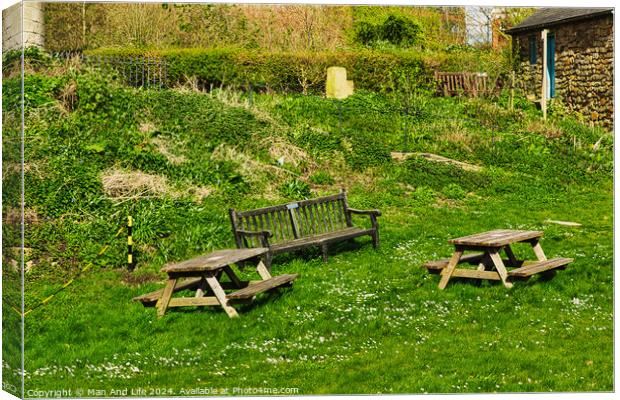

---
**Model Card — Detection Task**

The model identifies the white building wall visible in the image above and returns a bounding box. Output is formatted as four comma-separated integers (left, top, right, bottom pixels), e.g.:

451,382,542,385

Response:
2,2,45,52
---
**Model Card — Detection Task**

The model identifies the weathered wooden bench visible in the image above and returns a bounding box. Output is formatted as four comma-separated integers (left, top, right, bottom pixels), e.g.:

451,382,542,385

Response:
434,71,494,97
229,189,381,268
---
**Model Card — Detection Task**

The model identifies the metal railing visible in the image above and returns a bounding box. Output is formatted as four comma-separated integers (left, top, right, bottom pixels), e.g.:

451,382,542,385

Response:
53,50,168,89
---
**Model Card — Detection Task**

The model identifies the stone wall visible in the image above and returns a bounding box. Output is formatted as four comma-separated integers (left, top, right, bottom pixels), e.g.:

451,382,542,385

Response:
2,2,45,52
513,14,613,130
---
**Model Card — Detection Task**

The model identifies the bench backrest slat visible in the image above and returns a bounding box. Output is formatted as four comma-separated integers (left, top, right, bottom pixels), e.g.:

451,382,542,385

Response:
276,209,286,241
230,191,351,247
335,200,348,229
309,203,321,234
284,208,295,239
319,203,329,233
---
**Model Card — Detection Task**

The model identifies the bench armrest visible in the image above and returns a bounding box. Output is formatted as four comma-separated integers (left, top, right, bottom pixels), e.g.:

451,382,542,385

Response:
236,229,273,248
237,229,273,238
347,208,382,217
347,208,381,230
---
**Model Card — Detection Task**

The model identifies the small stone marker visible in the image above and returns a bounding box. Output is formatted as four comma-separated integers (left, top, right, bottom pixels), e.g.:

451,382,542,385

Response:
326,67,354,99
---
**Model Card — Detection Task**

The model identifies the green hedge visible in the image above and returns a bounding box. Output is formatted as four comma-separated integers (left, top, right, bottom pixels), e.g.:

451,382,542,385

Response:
85,48,430,94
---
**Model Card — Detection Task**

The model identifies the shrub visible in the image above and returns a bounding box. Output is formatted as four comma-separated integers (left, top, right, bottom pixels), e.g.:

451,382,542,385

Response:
409,185,436,206
2,46,52,75
398,156,488,193
442,183,466,200
353,14,423,48
345,133,392,171
296,128,343,157
381,15,423,47
354,21,380,46
309,171,335,185
279,179,312,199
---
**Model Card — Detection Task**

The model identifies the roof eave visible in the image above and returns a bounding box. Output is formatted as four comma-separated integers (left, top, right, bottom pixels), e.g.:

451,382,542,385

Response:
505,9,613,35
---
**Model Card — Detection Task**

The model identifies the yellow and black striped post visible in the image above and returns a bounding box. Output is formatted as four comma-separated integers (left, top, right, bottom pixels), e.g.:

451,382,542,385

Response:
127,216,135,271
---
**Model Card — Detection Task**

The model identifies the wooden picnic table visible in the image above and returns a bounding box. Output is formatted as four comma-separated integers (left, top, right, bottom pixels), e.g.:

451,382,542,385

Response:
133,248,298,317
423,229,573,289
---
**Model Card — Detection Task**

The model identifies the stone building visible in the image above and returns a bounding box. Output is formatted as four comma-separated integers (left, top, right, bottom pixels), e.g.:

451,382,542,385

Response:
506,8,613,130
2,2,45,52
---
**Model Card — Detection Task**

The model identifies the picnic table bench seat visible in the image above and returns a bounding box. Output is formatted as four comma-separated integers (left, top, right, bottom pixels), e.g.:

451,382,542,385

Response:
424,256,571,277
229,189,381,268
226,274,298,300
507,257,572,278
423,253,485,272
133,277,203,306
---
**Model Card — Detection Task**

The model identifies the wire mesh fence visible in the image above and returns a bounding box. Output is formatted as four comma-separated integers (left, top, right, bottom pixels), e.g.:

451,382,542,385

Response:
53,50,168,89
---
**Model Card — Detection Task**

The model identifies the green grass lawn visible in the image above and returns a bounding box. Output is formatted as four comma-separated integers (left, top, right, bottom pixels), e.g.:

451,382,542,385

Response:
2,66,613,395
18,184,613,394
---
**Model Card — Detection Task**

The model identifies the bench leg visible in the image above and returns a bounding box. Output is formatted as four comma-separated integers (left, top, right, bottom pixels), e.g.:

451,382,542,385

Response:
321,244,329,262
372,230,380,249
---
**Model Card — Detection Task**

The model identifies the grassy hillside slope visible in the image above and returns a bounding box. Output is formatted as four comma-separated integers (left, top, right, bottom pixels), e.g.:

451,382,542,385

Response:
2,64,613,394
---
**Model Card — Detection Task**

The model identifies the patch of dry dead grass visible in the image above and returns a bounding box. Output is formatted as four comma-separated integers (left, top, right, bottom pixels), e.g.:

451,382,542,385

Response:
525,120,563,139
139,122,156,133
57,79,78,114
101,168,177,200
101,168,212,203
151,137,186,165
266,137,313,168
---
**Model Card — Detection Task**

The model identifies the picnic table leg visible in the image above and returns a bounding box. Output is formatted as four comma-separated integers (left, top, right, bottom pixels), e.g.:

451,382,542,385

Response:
438,248,463,290
205,273,239,318
223,265,244,288
156,277,177,317
195,276,207,298
256,260,272,280
477,253,491,271
530,239,547,261
488,250,513,289
503,245,520,267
